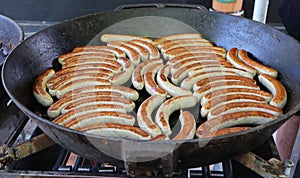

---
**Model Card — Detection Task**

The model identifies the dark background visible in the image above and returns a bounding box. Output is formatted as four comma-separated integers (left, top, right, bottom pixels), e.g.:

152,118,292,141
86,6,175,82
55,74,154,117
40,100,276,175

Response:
0,0,284,23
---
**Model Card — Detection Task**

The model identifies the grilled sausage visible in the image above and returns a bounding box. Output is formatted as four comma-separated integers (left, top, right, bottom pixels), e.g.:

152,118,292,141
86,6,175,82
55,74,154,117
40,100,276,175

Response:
107,41,140,66
157,64,192,97
172,110,196,140
47,69,112,88
164,46,227,60
109,57,134,86
201,88,272,106
181,72,239,90
108,41,149,61
144,63,167,96
195,75,256,88
62,57,122,69
101,34,153,44
63,111,135,129
258,74,287,109
167,53,224,64
58,51,115,64
160,41,213,53
53,104,127,125
61,85,139,101
61,96,135,113
238,49,278,78
33,69,55,107
155,95,197,135
47,91,124,118
132,59,163,90
226,48,257,76
131,39,160,59
196,111,276,138
49,77,111,98
78,123,151,140
154,33,203,46
170,56,229,73
189,66,254,79
208,101,282,119
157,38,210,49
73,46,126,58
193,81,260,101
197,127,251,138
171,63,226,85
137,95,166,137
201,94,269,117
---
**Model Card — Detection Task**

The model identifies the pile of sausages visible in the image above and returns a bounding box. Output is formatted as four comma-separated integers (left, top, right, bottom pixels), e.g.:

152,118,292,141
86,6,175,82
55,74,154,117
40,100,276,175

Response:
33,33,287,140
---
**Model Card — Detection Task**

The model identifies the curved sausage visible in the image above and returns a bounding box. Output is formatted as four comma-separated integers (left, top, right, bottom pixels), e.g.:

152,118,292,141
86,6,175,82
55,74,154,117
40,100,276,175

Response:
157,64,192,97
172,110,196,140
61,85,139,101
101,34,153,44
109,41,149,61
73,46,126,58
53,78,111,98
201,88,272,106
61,96,135,113
164,46,227,60
47,91,124,118
58,51,115,64
196,111,276,138
62,57,122,69
63,111,135,129
107,41,140,66
167,53,224,64
109,57,134,86
47,68,112,88
78,123,151,140
154,33,202,46
160,41,213,53
208,101,282,119
195,75,256,88
226,48,257,76
258,74,287,109
189,66,254,79
155,95,197,135
193,81,260,101
33,69,55,107
201,94,269,117
238,49,278,78
181,72,239,90
131,59,163,90
144,63,167,96
131,39,160,59
157,38,210,49
197,127,251,138
137,95,166,137
53,104,127,125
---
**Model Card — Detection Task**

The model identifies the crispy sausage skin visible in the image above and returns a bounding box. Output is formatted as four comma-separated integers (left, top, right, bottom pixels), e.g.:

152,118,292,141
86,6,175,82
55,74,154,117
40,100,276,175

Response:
33,69,55,107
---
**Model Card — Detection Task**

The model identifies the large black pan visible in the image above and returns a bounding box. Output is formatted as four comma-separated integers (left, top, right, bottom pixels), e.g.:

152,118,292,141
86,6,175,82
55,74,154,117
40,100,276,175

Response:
2,5,300,175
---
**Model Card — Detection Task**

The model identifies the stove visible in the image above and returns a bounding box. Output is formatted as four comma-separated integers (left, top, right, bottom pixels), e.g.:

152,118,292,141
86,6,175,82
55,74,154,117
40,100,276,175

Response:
0,8,299,178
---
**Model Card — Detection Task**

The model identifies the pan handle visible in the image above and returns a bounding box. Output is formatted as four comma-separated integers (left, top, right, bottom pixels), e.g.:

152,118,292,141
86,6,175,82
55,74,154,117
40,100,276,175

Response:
115,3,207,11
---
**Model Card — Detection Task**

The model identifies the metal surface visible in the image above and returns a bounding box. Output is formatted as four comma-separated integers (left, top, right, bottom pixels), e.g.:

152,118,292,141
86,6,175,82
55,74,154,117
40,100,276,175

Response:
0,134,55,167
1,4,300,175
233,152,293,178
0,14,24,65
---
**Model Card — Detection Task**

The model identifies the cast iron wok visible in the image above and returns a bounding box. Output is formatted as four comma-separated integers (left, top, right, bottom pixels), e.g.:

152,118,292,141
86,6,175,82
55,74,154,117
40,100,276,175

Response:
2,6,300,172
